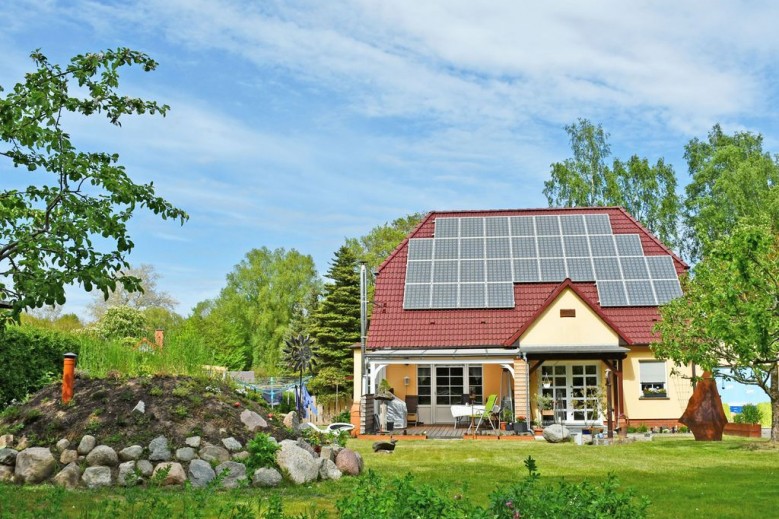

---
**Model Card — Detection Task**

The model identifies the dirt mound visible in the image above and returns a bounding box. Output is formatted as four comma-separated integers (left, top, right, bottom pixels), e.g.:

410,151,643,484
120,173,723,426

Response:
0,375,295,449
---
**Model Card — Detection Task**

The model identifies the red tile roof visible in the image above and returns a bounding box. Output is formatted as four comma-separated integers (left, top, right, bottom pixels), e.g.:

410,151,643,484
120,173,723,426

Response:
367,207,688,349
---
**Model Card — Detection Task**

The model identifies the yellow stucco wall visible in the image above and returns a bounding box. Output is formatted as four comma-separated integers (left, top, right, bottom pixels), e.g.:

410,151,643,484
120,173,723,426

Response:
352,349,362,402
483,364,504,400
622,347,694,421
384,364,418,400
520,288,620,346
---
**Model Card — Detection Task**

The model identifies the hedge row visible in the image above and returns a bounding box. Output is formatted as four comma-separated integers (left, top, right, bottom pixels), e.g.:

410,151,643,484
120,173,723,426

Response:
0,325,81,408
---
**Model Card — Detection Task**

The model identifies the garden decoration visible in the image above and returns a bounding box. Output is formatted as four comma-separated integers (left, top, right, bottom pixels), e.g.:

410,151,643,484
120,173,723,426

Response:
680,372,726,441
283,334,317,417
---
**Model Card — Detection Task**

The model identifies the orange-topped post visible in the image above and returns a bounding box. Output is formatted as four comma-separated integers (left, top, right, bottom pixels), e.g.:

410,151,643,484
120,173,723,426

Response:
62,353,77,404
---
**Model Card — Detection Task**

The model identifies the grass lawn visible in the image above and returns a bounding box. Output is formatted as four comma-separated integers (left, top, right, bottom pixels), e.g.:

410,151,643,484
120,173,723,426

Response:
1,436,777,518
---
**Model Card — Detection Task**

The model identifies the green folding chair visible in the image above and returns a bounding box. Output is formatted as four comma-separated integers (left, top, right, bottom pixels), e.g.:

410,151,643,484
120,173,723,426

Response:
473,394,499,432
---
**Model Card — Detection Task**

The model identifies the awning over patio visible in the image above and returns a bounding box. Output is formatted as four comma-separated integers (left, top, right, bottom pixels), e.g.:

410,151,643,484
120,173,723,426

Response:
366,347,519,360
519,344,628,360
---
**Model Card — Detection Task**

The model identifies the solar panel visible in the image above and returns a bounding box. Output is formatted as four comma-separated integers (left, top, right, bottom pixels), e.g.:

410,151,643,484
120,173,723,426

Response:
598,280,628,306
589,235,617,256
509,216,535,236
404,284,431,309
646,256,677,279
460,260,485,283
406,261,432,283
514,259,539,282
566,258,595,281
487,283,515,307
486,237,511,258
460,283,485,307
539,258,566,281
626,280,657,306
538,236,564,258
460,238,484,259
461,217,484,237
435,218,459,238
585,214,612,234
563,235,590,257
653,279,683,304
433,239,458,260
486,259,512,282
431,284,458,308
485,217,509,237
615,234,644,256
512,237,536,258
404,213,681,309
560,214,586,235
619,257,650,280
408,238,433,260
536,215,561,235
593,257,621,280
432,260,458,283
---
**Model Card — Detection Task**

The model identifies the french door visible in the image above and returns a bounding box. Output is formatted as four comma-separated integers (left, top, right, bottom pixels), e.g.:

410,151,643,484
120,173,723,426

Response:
540,363,600,423
417,364,483,423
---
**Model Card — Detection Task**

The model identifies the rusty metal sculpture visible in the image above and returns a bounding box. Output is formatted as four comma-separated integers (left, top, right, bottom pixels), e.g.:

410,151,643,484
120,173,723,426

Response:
680,372,727,441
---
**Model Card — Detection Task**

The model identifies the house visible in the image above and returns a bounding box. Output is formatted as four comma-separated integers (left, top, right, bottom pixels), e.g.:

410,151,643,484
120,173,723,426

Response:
351,207,693,432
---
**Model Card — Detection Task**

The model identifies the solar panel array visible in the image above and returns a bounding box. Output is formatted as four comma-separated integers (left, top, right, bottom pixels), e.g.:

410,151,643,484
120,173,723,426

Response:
403,214,683,309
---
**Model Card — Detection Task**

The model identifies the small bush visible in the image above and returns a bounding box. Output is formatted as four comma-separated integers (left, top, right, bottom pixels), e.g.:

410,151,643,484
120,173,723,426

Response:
635,423,649,433
739,404,762,425
334,409,351,423
245,433,280,473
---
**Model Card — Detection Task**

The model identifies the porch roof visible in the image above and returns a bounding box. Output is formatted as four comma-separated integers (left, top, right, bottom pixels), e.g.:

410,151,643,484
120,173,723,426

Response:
519,345,629,355
366,347,519,360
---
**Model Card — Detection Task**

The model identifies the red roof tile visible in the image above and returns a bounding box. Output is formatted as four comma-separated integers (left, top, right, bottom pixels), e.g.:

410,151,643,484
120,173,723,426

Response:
367,207,688,349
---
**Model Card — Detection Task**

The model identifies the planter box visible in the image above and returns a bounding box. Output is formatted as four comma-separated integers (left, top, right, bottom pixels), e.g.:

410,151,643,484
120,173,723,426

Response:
642,393,667,398
724,423,761,438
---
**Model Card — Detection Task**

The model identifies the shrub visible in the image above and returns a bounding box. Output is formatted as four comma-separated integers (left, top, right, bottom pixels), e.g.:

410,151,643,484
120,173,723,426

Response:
0,325,81,409
739,404,762,425
334,409,351,423
245,433,280,473
635,423,649,433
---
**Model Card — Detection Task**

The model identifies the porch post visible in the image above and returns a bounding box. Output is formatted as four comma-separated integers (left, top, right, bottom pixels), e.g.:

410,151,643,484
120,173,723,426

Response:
513,356,530,426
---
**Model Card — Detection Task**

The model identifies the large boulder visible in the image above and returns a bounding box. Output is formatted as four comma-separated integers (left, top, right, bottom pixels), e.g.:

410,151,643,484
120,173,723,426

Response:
335,448,362,476
543,424,571,443
319,458,342,481
148,436,172,462
199,444,230,464
252,467,282,487
296,439,317,458
86,445,119,467
0,448,17,466
14,447,56,483
241,410,268,432
319,446,336,462
53,462,81,489
152,462,187,486
283,411,300,430
119,445,144,461
276,442,319,484
215,461,247,489
188,459,216,488
82,466,113,489
118,461,141,486
176,447,197,462
77,435,96,455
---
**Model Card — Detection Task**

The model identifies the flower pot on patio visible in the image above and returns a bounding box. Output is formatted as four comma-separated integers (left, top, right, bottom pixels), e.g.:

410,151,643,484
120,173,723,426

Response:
514,422,528,433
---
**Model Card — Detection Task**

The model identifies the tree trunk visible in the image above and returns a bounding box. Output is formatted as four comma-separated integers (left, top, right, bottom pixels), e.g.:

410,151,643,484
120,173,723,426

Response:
771,365,779,443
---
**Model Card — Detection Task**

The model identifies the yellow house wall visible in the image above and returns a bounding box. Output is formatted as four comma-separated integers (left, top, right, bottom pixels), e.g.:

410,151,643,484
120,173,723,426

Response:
384,364,418,400
520,289,620,346
483,364,504,401
352,349,362,402
623,347,694,421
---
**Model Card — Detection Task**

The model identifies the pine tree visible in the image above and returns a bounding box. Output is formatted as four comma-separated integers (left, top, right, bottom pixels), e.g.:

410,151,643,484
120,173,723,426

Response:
309,245,361,381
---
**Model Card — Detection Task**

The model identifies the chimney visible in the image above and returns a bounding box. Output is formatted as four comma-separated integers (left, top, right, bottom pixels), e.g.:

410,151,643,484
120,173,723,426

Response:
155,329,164,349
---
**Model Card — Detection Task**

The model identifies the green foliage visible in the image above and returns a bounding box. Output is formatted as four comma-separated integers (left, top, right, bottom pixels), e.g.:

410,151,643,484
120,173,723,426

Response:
0,49,187,324
653,221,779,439
0,324,81,408
682,124,779,262
96,305,148,340
309,245,360,377
337,470,475,519
737,404,763,425
245,433,280,473
345,213,425,273
543,119,680,248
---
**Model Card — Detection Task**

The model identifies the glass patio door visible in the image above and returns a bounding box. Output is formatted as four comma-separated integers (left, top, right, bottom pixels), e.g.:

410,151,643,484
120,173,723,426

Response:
540,364,600,423
433,365,464,422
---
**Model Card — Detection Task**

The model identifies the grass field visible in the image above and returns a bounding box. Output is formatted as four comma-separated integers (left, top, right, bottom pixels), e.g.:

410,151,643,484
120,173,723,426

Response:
1,436,777,518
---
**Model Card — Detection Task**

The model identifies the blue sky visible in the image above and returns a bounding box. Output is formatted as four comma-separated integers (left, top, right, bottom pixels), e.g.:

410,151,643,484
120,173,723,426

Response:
3,1,779,319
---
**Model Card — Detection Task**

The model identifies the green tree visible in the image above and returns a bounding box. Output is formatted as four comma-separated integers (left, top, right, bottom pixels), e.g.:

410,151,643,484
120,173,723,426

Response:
209,247,320,371
682,124,779,263
177,299,247,369
88,263,178,320
0,49,187,325
21,305,83,332
346,213,425,272
309,245,360,383
97,305,148,340
652,221,779,441
543,119,680,249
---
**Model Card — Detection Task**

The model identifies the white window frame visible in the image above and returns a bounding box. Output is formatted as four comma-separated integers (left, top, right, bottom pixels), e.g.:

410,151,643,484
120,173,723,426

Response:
639,360,667,396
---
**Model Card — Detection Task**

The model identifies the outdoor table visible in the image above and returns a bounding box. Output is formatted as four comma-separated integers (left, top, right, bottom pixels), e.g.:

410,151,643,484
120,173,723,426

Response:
450,404,485,432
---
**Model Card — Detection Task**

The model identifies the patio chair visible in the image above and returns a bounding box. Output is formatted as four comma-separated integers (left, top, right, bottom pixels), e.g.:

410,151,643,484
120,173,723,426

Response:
405,395,419,426
473,394,499,432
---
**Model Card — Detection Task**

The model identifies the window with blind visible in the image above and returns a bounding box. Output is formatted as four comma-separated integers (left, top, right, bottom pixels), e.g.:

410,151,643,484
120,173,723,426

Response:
639,361,667,396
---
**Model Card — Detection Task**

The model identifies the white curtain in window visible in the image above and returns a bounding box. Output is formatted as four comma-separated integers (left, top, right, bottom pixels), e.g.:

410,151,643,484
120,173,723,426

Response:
639,361,666,383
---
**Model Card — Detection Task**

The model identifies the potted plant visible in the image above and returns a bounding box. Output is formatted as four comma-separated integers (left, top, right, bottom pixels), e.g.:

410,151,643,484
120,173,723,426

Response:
536,395,554,416
642,386,667,398
514,415,529,433
501,408,514,431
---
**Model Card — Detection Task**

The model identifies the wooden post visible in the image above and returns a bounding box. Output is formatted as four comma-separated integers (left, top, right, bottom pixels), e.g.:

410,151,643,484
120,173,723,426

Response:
62,353,77,404
606,369,613,439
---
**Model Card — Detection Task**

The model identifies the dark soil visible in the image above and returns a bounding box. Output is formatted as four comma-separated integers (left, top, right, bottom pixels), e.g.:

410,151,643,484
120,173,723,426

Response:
0,375,296,450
